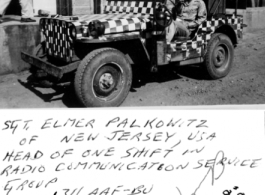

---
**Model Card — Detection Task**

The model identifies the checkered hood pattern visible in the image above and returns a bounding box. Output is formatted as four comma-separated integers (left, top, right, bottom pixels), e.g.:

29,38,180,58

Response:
171,15,243,59
71,1,159,36
104,1,157,15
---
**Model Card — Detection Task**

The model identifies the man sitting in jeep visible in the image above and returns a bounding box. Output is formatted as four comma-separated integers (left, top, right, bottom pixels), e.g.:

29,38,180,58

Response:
166,0,207,43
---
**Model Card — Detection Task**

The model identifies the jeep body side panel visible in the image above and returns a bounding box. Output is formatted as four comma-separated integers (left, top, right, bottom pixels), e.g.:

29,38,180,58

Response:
76,31,141,43
167,15,243,63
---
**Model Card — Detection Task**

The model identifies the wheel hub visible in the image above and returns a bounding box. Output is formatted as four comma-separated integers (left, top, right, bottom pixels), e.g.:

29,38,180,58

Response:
215,46,226,67
99,73,114,90
92,64,122,99
217,51,224,62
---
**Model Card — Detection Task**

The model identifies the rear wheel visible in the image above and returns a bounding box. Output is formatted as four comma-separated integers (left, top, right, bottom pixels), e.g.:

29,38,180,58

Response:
204,33,234,79
74,48,132,107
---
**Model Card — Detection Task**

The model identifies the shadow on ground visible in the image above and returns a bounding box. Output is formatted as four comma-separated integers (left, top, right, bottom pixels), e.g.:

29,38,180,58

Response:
176,64,210,80
131,63,209,90
18,79,83,108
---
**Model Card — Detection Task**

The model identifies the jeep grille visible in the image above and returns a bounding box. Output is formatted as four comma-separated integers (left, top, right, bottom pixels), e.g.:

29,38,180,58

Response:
41,18,74,63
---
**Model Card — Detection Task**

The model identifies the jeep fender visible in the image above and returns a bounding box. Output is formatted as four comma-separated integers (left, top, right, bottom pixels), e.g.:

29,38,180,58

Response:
214,24,238,46
74,38,150,66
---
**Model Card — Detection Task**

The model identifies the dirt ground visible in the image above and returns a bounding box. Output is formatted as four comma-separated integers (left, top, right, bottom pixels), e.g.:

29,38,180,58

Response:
0,30,265,108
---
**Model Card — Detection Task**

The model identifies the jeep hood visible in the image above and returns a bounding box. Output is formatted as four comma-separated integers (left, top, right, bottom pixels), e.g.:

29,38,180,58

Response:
71,13,152,35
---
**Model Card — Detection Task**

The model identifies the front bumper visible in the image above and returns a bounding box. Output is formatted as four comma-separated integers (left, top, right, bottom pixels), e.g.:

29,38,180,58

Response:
21,52,80,79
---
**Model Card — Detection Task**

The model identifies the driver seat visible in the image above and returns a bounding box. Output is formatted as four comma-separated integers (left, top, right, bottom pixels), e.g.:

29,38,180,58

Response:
173,28,198,42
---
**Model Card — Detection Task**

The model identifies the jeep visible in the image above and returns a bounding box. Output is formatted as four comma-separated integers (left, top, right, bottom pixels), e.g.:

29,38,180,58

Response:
21,0,246,107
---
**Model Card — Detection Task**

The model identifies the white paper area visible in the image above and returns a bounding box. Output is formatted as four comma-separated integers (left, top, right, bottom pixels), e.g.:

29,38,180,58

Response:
0,110,264,195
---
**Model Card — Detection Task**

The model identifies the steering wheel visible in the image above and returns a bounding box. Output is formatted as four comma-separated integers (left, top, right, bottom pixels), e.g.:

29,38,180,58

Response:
155,4,173,28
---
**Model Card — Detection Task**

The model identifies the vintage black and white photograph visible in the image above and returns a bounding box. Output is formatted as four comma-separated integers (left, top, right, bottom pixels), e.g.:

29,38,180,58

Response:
0,1,265,195
0,0,264,108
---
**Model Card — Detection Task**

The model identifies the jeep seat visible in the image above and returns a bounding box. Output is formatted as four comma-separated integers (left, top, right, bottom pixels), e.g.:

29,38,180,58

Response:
173,28,198,42
174,36,190,41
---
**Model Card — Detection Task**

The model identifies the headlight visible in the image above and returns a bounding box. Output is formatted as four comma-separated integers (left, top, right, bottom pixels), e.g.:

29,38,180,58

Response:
70,26,77,39
88,20,105,38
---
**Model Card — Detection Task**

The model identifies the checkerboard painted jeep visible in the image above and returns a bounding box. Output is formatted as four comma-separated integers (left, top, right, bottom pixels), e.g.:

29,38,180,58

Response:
21,0,246,107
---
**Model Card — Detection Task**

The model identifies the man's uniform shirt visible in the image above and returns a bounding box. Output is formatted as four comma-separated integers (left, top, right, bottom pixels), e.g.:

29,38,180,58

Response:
168,0,207,31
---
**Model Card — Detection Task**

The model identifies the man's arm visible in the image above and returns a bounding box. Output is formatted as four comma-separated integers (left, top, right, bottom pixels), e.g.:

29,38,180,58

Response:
188,0,207,28
170,0,183,20
195,0,207,25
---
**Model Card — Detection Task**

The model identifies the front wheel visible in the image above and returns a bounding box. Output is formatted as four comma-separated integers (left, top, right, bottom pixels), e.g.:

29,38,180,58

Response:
74,48,132,107
204,33,234,79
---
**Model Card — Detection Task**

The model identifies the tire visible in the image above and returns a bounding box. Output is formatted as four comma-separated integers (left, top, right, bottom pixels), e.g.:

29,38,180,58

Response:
204,33,234,79
74,48,132,107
